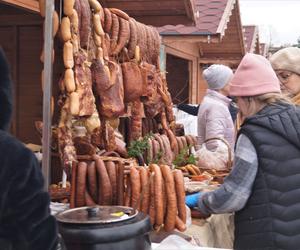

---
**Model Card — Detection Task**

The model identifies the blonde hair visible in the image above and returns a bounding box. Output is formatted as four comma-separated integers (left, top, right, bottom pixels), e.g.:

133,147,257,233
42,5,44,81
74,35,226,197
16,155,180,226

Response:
239,92,292,117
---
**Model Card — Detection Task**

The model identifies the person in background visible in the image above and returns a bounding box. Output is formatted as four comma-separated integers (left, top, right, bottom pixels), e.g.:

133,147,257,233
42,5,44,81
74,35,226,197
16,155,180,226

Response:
197,64,235,150
0,48,60,250
177,99,238,122
270,46,300,104
177,103,199,116
186,53,300,250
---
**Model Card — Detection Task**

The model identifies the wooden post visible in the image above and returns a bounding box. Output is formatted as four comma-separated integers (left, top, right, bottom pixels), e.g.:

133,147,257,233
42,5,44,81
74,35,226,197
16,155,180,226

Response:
42,0,54,191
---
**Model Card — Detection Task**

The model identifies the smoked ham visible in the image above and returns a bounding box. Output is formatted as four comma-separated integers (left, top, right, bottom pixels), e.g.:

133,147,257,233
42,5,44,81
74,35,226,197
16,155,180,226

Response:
95,62,125,118
91,59,112,91
121,61,143,103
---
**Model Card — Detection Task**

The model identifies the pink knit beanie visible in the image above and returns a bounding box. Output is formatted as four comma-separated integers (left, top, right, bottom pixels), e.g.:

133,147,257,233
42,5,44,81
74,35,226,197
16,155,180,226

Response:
229,53,281,97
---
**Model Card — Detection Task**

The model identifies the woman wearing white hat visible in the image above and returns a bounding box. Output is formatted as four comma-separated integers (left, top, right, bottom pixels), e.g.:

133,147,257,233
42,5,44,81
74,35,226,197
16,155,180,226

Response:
197,64,235,150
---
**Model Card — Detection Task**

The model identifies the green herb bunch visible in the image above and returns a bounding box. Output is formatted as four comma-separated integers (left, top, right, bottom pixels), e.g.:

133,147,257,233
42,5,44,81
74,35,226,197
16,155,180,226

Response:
173,147,197,167
128,133,153,158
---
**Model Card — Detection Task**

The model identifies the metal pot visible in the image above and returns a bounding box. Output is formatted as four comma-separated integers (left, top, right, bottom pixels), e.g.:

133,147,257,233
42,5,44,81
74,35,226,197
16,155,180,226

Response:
56,206,152,250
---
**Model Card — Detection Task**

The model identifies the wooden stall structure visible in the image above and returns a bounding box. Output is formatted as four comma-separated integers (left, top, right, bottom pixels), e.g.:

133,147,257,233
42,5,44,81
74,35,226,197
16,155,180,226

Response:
1,0,196,26
243,25,260,54
0,0,196,188
100,0,196,26
157,0,245,103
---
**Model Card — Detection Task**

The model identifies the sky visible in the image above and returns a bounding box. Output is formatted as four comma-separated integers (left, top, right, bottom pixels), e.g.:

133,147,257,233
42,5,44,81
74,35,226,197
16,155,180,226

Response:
239,0,300,46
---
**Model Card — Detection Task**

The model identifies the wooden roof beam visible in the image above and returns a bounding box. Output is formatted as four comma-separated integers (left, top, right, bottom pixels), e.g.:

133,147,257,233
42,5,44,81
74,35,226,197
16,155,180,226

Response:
184,0,196,23
0,0,39,12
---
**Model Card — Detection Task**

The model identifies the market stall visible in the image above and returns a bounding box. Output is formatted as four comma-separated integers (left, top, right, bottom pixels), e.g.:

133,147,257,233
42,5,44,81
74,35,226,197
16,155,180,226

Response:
37,0,235,247
0,0,234,248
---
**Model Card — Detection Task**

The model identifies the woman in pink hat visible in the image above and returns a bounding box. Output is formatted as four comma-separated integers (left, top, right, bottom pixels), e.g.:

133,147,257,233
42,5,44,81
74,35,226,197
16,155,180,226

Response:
186,53,300,250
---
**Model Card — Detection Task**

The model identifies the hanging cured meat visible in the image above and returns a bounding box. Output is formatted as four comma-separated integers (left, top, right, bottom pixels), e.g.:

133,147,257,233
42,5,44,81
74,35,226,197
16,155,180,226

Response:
78,0,91,49
73,51,95,116
121,61,143,103
95,62,125,118
91,59,112,91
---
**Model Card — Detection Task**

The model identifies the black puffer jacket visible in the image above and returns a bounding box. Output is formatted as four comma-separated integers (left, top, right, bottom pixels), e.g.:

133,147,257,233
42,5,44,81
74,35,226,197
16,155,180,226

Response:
235,103,300,250
0,48,59,250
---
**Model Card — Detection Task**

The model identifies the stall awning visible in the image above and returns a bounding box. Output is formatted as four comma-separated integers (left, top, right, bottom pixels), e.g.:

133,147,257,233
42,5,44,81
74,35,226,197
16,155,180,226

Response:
100,0,196,26
0,0,196,26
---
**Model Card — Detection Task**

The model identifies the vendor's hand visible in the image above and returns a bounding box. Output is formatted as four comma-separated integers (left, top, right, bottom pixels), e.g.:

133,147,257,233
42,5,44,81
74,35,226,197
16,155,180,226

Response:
185,192,202,208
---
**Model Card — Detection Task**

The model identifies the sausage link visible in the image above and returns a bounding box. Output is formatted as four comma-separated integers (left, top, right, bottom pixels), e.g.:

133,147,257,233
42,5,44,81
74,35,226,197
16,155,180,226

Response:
152,139,160,162
147,138,153,164
186,135,195,147
175,216,187,232
161,134,173,165
105,161,117,205
87,161,98,203
139,167,150,214
130,167,141,210
85,190,97,206
186,165,198,176
176,136,183,154
181,136,188,150
173,170,186,223
70,162,77,208
124,175,131,207
76,161,88,207
95,157,112,205
191,165,201,175
116,162,125,205
166,129,178,156
160,165,177,232
148,172,156,225
149,164,164,226
103,8,112,34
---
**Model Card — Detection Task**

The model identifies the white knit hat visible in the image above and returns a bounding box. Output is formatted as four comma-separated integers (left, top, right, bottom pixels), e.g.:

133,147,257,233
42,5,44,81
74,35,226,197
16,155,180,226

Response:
203,64,233,90
270,47,300,75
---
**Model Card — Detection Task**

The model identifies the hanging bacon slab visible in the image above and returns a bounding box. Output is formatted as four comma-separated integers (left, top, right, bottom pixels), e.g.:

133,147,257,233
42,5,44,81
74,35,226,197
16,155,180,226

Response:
73,51,95,116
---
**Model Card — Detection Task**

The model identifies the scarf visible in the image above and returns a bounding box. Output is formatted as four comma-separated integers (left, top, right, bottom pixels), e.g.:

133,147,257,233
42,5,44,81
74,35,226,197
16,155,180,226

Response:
292,92,300,105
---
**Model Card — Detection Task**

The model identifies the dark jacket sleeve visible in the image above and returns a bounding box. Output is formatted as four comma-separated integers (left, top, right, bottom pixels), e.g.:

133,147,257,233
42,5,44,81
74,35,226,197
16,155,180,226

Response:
177,104,199,116
6,139,58,250
229,102,238,122
0,48,13,131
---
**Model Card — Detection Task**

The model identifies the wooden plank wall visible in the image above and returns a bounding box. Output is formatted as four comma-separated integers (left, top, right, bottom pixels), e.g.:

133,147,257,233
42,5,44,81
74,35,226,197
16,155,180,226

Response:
0,3,43,144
